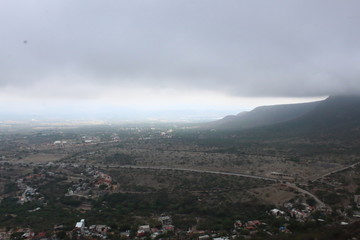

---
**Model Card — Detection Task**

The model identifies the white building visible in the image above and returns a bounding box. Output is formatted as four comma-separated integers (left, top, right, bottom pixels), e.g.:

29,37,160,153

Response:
138,225,150,232
75,219,85,229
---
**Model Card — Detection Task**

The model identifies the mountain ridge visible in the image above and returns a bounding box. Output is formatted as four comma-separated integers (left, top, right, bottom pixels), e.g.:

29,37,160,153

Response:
203,100,322,130
204,95,360,141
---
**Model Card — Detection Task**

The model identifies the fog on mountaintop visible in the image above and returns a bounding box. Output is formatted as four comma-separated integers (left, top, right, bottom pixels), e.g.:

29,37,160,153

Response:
0,1,359,121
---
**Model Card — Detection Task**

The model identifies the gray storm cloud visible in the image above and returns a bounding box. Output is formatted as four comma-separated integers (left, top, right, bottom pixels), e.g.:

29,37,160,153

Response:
0,0,360,99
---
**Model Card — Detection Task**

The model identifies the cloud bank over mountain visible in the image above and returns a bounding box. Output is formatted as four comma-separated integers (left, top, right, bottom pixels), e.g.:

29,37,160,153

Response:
0,1,359,119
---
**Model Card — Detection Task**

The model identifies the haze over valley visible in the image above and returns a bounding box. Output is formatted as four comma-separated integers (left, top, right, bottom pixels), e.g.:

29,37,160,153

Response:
1,1,360,239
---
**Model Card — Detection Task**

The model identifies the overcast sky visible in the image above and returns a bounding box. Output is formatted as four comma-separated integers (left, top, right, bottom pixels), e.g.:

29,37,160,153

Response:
0,0,359,120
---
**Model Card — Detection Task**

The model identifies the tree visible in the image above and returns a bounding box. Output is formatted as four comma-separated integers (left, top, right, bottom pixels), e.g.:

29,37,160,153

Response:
56,231,67,239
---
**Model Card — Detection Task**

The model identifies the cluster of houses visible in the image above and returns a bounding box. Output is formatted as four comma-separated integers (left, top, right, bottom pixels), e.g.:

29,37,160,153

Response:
4,161,119,209
72,216,175,240
0,228,48,240
136,215,175,239
66,181,90,197
73,219,111,239
268,202,315,222
53,135,102,147
282,202,316,221
193,219,270,239
228,203,319,237
233,219,264,232
232,216,291,237
6,162,119,214
16,178,45,204
66,168,117,198
0,205,352,240
12,165,75,205
1,219,111,240
138,128,174,141
93,171,113,189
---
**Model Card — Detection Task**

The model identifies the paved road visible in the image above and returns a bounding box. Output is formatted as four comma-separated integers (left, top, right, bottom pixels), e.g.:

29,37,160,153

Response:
312,161,360,182
108,165,328,208
109,165,279,182
284,183,327,208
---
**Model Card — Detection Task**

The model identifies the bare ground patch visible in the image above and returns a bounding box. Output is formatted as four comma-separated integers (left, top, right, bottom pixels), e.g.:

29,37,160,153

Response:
16,153,67,164
251,183,296,206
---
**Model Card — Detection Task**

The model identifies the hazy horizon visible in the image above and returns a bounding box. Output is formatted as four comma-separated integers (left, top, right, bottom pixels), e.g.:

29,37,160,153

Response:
0,96,327,123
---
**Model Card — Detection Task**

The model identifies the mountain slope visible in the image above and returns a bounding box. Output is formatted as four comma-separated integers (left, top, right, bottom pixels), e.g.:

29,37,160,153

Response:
266,95,360,137
204,101,321,130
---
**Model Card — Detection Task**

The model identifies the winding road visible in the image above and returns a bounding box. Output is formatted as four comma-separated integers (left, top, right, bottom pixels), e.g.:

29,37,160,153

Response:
311,161,360,182
109,165,278,182
284,183,327,208
107,165,328,208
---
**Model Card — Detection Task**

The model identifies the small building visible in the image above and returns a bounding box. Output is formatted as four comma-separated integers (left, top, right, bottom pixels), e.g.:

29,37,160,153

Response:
120,231,131,238
270,208,285,217
290,209,308,220
75,219,85,230
270,172,295,181
138,225,150,232
234,220,242,229
198,235,210,240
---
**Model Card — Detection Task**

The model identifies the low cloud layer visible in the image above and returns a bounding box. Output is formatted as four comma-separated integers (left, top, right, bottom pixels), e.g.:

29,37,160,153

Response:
1,0,359,104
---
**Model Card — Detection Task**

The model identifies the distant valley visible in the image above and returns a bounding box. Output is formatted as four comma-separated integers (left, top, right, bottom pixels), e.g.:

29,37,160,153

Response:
1,95,360,239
